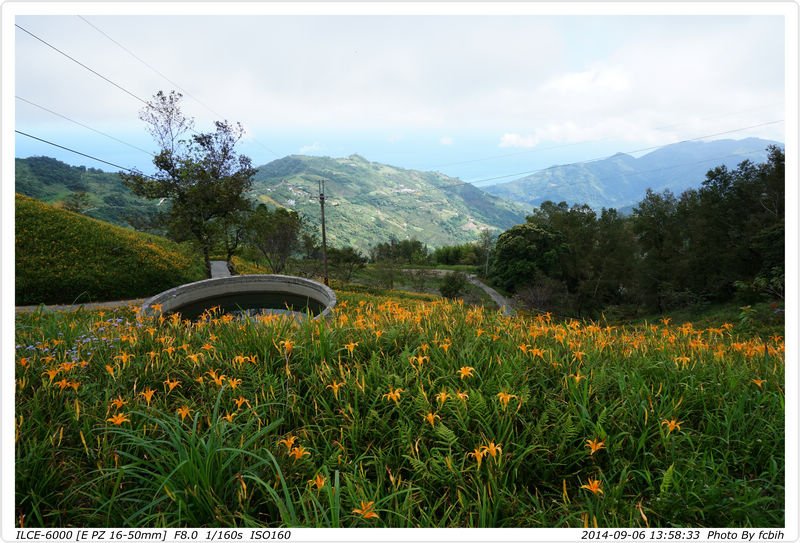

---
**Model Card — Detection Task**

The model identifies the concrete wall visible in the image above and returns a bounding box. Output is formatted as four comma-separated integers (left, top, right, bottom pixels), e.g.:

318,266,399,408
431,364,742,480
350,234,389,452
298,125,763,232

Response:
140,274,336,320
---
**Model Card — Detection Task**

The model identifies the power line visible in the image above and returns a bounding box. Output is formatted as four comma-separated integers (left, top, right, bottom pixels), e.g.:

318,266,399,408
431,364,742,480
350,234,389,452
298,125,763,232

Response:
15,24,147,105
76,16,281,159
15,129,150,176
443,119,784,190
16,95,155,157
76,16,226,120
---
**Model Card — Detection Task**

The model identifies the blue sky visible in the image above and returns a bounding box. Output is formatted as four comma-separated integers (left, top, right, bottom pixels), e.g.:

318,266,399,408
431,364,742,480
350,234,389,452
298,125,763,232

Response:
10,8,787,186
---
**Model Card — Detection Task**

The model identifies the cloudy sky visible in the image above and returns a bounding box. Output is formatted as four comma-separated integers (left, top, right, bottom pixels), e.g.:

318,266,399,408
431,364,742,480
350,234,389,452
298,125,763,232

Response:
10,4,789,185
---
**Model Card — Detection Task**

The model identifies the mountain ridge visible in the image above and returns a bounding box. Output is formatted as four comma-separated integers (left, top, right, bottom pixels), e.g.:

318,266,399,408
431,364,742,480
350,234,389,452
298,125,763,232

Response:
251,154,529,251
483,137,783,210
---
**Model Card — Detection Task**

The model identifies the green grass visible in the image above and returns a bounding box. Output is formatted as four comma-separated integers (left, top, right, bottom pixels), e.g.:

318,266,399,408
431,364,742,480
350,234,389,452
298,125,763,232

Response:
14,290,784,528
15,194,205,305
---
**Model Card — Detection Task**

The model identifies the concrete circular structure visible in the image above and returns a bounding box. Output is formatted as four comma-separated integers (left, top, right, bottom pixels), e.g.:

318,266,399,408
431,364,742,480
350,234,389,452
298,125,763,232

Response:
140,274,336,321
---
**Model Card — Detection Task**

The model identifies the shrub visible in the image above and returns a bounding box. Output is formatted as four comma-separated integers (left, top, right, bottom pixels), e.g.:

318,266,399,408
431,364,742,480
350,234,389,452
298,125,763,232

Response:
439,271,468,299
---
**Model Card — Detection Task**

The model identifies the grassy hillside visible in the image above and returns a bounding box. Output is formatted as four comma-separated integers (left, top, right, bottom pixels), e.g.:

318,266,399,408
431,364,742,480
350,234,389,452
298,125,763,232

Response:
253,154,529,251
15,194,205,305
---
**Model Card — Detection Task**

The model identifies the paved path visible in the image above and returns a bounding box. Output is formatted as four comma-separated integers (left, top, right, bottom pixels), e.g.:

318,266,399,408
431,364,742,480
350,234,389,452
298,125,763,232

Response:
15,298,147,314
465,274,515,316
210,260,231,278
403,268,515,316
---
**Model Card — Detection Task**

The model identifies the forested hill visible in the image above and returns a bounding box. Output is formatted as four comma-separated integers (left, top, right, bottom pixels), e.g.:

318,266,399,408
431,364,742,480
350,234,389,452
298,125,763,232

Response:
14,156,158,229
252,154,529,251
483,137,783,210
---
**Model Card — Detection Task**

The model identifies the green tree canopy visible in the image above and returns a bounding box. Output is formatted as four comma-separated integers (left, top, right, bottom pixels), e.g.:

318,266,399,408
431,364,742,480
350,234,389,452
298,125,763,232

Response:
119,91,256,276
247,205,302,274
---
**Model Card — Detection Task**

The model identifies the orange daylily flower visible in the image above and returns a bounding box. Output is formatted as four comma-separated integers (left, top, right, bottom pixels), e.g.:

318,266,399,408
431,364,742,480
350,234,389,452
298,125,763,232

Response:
436,390,450,405
529,347,545,359
234,396,251,409
483,441,502,459
164,377,181,392
222,412,236,423
288,445,311,462
114,352,135,365
352,500,379,520
176,405,191,422
661,418,682,434
752,379,767,389
327,380,346,399
279,339,294,356
43,368,60,382
581,478,604,495
468,446,486,468
139,388,156,406
458,366,475,379
206,369,226,387
107,413,130,425
109,396,128,410
423,412,440,427
570,371,586,384
55,378,70,390
278,435,298,451
344,341,359,354
496,391,517,409
382,386,404,404
586,438,605,455
186,353,204,365
308,473,326,491
228,377,242,390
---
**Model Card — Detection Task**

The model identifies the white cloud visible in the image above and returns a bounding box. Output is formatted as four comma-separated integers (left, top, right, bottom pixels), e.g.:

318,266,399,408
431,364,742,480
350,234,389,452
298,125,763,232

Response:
540,65,631,95
299,142,323,154
12,13,786,168
499,133,538,148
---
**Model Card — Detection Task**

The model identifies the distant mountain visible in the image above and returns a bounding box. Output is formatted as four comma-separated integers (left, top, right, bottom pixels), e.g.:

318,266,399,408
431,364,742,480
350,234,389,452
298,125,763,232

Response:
483,137,783,210
253,154,528,251
15,155,529,252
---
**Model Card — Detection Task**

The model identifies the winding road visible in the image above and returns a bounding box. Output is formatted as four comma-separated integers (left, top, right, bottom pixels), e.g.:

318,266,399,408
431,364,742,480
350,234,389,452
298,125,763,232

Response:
465,274,515,316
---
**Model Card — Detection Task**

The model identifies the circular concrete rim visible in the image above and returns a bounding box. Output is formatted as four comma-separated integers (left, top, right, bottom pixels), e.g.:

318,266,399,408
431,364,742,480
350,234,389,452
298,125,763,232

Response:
139,274,336,320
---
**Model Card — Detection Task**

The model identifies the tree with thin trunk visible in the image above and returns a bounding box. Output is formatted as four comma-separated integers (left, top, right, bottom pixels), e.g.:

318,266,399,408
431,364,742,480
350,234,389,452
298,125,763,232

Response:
119,91,256,277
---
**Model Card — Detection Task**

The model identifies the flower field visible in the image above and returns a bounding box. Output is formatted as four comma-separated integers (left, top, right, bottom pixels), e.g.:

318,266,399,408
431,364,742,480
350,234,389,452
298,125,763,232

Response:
15,292,784,528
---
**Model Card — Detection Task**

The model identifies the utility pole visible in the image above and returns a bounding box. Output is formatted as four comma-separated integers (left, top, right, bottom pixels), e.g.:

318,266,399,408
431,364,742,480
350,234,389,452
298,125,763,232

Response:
319,178,329,286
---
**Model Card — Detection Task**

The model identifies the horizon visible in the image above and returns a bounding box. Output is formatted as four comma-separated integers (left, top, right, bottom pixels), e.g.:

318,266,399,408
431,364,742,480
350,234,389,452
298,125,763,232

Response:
9,6,788,187
13,134,786,189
